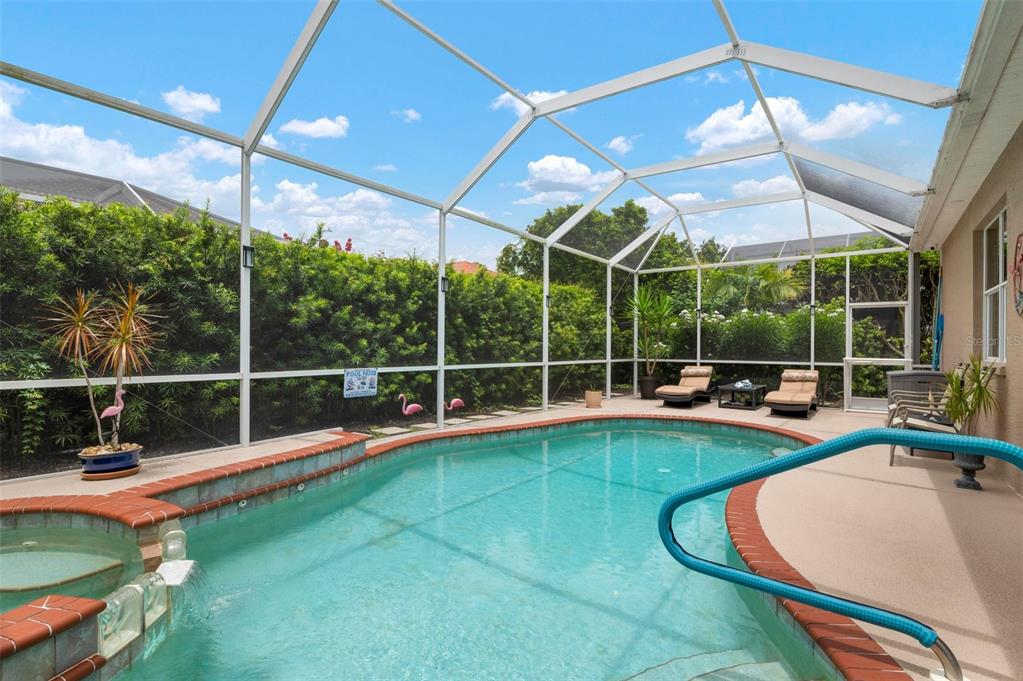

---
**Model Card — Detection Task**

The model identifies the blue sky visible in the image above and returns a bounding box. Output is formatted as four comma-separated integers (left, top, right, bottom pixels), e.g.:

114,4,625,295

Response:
0,0,980,265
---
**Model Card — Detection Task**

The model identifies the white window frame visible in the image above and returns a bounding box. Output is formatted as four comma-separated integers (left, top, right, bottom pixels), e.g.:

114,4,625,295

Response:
981,210,1008,363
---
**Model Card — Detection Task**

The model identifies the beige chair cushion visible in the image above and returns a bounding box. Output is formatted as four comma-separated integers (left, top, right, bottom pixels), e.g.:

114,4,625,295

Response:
765,390,816,406
780,369,818,382
656,385,700,397
680,366,712,377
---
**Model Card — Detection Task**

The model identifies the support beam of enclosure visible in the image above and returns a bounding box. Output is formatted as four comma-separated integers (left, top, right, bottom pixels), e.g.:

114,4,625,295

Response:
713,0,813,253
243,0,339,154
609,213,677,266
681,191,803,216
541,243,550,411
805,192,914,236
437,211,447,427
533,44,733,116
737,41,961,108
378,0,534,113
635,224,668,271
546,174,627,245
0,61,242,147
628,142,781,179
239,152,252,445
443,113,534,212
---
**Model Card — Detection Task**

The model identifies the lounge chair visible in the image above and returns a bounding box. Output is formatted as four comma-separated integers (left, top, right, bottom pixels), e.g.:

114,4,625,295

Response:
764,370,819,417
886,388,958,465
655,366,713,407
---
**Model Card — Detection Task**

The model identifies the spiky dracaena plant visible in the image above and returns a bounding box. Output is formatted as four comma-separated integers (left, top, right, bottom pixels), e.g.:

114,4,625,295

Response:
43,290,106,445
625,286,676,376
96,284,159,447
944,355,1000,436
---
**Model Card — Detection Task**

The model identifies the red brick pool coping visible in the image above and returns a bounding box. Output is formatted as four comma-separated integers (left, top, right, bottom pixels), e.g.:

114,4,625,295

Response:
0,595,105,658
0,415,912,679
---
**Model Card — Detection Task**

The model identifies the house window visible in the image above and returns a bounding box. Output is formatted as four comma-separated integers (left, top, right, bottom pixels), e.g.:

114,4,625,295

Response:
981,210,1007,362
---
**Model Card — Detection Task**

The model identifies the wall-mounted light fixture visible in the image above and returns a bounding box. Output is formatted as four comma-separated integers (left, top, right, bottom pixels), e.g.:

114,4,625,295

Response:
242,245,255,269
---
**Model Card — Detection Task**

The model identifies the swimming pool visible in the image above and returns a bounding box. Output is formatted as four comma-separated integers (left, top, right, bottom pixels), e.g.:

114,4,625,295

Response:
121,420,824,680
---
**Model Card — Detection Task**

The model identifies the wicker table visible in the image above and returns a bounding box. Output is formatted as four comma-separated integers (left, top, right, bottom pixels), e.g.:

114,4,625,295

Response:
717,383,766,410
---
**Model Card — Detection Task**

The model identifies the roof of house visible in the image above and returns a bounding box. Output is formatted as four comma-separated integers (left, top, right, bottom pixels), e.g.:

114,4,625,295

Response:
450,260,496,276
722,232,877,262
0,156,239,227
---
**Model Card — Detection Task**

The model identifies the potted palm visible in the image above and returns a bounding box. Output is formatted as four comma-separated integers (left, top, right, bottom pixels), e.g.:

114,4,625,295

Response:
944,355,1000,490
45,284,158,480
626,286,675,399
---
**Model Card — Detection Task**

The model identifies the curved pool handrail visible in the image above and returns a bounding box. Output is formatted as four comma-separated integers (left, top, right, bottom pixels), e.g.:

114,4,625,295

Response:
657,427,1023,681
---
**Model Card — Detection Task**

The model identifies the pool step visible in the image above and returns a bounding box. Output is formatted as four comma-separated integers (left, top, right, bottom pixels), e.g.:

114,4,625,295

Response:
692,661,795,680
622,649,797,681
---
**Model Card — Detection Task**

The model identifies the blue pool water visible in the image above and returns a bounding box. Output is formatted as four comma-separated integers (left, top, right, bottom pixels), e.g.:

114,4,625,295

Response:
122,421,820,680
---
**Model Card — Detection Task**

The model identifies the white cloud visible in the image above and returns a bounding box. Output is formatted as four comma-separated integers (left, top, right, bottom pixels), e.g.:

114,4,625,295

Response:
259,133,283,150
391,108,421,123
731,174,799,198
374,163,398,172
636,192,704,218
605,134,640,155
0,87,435,258
514,190,582,206
685,70,736,85
160,86,221,122
279,115,350,138
1,83,241,211
490,90,568,116
514,154,619,205
0,80,26,118
801,101,897,141
685,97,901,154
253,180,431,255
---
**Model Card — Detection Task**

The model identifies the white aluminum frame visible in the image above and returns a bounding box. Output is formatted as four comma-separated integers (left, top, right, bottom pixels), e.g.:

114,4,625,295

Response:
0,0,957,443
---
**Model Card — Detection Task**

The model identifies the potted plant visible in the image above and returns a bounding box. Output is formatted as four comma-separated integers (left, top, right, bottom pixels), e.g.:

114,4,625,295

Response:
45,284,158,479
625,286,675,399
944,355,1000,490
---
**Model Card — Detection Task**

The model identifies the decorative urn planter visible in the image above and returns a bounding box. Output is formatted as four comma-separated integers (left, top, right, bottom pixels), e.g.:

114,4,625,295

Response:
952,452,985,490
584,390,603,409
79,445,143,480
638,375,659,400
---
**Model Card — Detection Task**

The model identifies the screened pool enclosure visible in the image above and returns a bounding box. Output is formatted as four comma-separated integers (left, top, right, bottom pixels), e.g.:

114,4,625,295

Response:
0,0,960,456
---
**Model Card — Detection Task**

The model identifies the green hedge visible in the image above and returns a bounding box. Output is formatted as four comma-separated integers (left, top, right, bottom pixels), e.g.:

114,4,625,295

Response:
0,192,622,459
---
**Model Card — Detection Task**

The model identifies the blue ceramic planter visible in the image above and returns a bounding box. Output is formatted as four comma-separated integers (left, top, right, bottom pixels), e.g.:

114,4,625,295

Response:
79,447,142,477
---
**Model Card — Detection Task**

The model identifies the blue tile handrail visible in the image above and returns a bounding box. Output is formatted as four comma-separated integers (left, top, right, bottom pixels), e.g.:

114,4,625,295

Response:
658,427,1023,681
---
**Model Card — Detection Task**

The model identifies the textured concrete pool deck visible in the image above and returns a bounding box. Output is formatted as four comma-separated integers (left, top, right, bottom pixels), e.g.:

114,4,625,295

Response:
1,397,1019,680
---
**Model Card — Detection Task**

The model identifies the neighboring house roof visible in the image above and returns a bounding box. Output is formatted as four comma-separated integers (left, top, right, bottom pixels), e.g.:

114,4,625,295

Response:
721,232,877,262
450,260,496,276
0,155,239,227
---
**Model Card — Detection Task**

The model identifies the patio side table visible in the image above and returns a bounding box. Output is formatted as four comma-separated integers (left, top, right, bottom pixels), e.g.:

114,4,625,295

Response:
717,383,766,410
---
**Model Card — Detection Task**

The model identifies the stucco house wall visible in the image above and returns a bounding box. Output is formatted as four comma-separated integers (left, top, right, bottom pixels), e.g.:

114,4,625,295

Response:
938,122,1023,492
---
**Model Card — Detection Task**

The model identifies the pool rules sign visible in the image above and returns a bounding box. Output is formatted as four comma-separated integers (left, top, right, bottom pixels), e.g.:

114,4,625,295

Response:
344,368,378,398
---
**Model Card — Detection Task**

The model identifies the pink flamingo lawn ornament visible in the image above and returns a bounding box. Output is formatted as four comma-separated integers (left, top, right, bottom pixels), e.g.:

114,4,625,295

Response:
444,398,465,412
344,238,353,252
100,389,126,438
282,231,293,241
398,394,424,417
100,389,126,421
